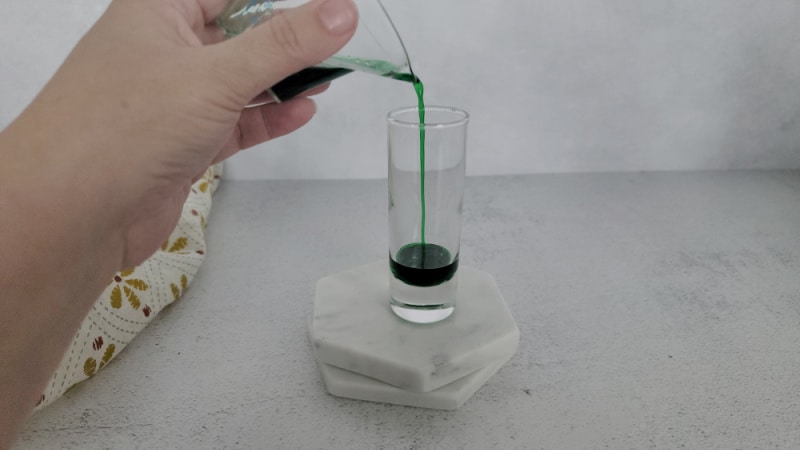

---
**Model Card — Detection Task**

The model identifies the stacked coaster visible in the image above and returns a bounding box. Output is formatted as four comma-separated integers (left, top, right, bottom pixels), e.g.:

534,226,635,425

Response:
309,261,519,410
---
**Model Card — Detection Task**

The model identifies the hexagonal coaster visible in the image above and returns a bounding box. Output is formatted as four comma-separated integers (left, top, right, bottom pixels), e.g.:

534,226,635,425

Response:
311,261,519,393
316,355,512,410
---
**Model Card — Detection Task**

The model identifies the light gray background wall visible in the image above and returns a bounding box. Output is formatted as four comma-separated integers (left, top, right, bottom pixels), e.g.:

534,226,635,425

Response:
2,0,800,179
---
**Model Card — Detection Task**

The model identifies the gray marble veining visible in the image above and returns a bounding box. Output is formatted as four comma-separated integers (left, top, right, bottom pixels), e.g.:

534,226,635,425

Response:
311,261,520,392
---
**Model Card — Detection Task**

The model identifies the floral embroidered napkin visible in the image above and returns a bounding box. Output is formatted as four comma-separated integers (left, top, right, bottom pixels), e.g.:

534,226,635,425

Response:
34,164,223,410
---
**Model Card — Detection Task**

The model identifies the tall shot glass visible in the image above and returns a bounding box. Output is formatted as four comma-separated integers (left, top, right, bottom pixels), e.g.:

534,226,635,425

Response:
388,106,469,324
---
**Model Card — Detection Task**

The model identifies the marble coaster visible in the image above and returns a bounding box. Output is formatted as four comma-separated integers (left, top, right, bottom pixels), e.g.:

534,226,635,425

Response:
311,261,519,392
316,355,512,410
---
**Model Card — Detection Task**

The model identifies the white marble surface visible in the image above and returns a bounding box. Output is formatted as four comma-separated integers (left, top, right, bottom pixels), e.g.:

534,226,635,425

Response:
311,261,519,392
4,1,800,179
308,311,514,411
315,358,511,411
15,171,800,449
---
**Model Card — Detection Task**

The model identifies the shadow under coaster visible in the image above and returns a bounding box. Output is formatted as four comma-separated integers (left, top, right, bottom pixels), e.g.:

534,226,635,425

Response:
309,261,520,410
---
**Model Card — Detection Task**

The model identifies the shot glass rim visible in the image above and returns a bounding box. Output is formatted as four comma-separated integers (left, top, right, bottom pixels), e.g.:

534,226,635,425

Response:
387,105,469,129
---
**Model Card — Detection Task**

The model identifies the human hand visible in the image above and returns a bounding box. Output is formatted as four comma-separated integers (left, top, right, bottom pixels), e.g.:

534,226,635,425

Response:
0,1,361,443
0,2,357,444
7,0,358,269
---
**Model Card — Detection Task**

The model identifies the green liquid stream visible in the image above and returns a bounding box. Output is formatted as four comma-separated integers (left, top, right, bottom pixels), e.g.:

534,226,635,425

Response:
217,4,435,254
390,72,427,246
413,79,426,244
392,73,426,244
265,57,430,256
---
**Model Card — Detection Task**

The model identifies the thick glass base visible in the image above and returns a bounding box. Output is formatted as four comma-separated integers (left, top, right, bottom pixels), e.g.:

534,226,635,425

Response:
389,275,457,324
390,302,454,324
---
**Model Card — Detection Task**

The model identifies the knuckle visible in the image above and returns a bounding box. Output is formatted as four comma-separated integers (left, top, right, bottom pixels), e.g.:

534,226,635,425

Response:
267,10,305,60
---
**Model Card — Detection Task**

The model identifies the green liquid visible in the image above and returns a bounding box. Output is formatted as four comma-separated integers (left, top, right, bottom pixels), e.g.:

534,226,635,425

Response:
324,56,403,77
413,79,426,244
390,243,458,287
324,59,447,280
268,57,435,266
269,57,421,103
218,3,435,248
321,61,428,246
269,67,353,101
387,74,428,252
268,56,429,246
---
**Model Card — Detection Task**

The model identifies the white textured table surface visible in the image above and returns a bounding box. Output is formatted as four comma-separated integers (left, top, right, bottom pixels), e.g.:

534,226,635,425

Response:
17,171,800,449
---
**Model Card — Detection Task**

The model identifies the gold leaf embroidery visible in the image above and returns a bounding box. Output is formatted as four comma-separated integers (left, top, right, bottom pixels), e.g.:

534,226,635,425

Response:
124,279,149,291
110,286,122,309
198,182,209,193
171,274,190,301
111,270,148,310
84,358,97,377
120,268,135,277
99,344,116,369
168,237,188,253
124,286,141,310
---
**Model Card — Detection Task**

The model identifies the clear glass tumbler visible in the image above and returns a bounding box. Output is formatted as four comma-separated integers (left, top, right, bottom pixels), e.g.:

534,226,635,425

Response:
388,106,469,324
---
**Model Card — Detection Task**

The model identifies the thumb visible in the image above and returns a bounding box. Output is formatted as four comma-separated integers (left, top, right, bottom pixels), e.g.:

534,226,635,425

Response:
210,0,358,103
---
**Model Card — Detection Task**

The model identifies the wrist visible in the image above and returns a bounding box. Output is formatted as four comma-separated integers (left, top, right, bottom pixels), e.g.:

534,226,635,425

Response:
0,109,127,284
0,112,128,447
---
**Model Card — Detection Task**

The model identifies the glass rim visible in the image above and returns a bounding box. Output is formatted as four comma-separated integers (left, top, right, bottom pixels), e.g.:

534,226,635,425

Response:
387,105,469,129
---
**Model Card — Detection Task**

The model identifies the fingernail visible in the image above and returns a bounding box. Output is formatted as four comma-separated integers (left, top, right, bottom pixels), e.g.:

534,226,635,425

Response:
318,0,358,35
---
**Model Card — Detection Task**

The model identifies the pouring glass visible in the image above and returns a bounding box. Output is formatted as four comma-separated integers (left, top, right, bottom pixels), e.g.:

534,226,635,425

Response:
217,0,415,104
